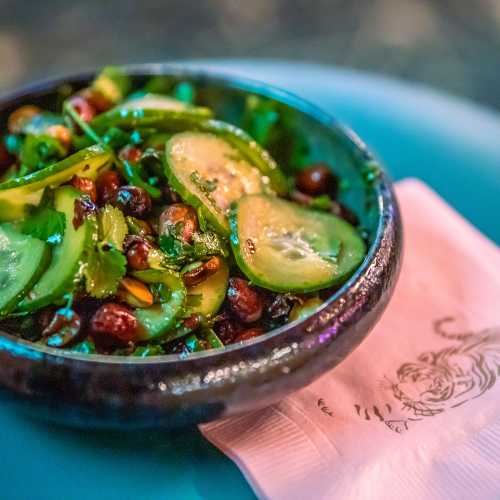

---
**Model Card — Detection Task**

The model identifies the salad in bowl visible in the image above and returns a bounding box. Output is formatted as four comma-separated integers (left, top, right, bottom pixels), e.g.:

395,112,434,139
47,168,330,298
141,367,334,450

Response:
0,66,368,357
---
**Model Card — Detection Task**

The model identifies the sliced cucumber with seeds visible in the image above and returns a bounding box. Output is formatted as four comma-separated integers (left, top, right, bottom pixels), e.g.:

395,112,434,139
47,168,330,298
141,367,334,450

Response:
230,194,366,293
0,225,50,315
187,258,229,317
17,187,97,312
196,120,288,196
91,111,287,195
0,145,112,222
132,269,186,341
165,132,269,235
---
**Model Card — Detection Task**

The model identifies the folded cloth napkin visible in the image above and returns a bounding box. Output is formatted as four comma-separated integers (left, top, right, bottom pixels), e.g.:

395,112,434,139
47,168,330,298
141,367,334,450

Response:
200,179,500,500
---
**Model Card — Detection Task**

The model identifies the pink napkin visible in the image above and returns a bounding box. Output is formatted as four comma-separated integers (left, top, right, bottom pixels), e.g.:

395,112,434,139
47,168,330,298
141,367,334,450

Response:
200,179,500,500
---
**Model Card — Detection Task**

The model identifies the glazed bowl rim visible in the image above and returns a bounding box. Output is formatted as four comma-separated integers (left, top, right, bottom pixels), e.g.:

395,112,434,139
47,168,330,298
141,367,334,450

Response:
0,62,393,364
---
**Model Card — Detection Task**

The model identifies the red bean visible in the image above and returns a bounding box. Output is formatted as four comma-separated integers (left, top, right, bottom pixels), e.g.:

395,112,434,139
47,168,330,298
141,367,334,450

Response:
295,163,337,196
115,186,152,218
96,170,122,206
213,313,242,344
159,203,198,242
70,175,97,203
73,196,97,229
90,303,138,344
227,277,263,323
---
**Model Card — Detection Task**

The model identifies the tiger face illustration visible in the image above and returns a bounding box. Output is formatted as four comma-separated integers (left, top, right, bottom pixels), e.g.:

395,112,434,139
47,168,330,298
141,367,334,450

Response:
352,318,500,431
392,330,500,416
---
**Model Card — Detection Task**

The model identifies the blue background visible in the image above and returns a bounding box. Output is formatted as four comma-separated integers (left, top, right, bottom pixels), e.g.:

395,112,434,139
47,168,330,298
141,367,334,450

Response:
1,61,499,500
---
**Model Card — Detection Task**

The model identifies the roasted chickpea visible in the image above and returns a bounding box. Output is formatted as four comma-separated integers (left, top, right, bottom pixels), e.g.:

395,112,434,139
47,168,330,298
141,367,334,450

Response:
159,203,198,242
90,303,138,344
96,170,122,206
115,186,152,218
183,256,221,287
227,277,264,323
125,237,151,270
295,163,337,196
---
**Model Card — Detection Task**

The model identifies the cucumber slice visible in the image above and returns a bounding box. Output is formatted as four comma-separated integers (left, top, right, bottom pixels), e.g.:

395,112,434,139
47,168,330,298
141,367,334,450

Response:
91,111,287,195
119,93,208,114
17,187,97,312
0,145,112,222
187,258,229,317
0,225,50,315
288,297,323,322
165,132,268,235
230,194,366,293
197,120,288,196
132,269,186,341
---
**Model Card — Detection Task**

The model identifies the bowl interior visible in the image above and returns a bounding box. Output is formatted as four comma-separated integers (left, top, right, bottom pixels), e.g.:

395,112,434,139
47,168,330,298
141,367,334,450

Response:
0,67,383,361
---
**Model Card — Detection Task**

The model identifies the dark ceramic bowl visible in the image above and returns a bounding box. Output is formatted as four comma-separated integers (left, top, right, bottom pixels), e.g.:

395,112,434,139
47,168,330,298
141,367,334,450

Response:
0,64,402,429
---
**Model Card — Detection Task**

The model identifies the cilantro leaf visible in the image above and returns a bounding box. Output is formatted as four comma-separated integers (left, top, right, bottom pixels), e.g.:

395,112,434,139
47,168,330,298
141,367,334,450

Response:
159,230,229,267
20,134,66,171
98,204,128,251
84,243,126,298
21,206,66,245
158,233,190,265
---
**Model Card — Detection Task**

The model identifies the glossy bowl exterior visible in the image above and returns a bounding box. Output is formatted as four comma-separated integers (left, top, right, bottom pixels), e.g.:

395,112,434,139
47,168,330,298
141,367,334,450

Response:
0,65,402,429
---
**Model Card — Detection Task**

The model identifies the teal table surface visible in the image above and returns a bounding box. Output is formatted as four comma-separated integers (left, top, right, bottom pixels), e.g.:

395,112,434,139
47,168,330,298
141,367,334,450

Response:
2,60,499,500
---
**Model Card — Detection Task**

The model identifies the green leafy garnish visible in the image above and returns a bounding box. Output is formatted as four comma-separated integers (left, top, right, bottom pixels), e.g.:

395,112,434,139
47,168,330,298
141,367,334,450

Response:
159,233,186,263
241,95,279,146
20,134,66,171
84,243,127,298
159,230,228,266
98,204,128,251
21,206,65,245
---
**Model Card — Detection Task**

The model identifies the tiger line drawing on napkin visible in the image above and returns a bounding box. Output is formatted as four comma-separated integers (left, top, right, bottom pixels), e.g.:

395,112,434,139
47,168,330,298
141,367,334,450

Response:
319,317,500,433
